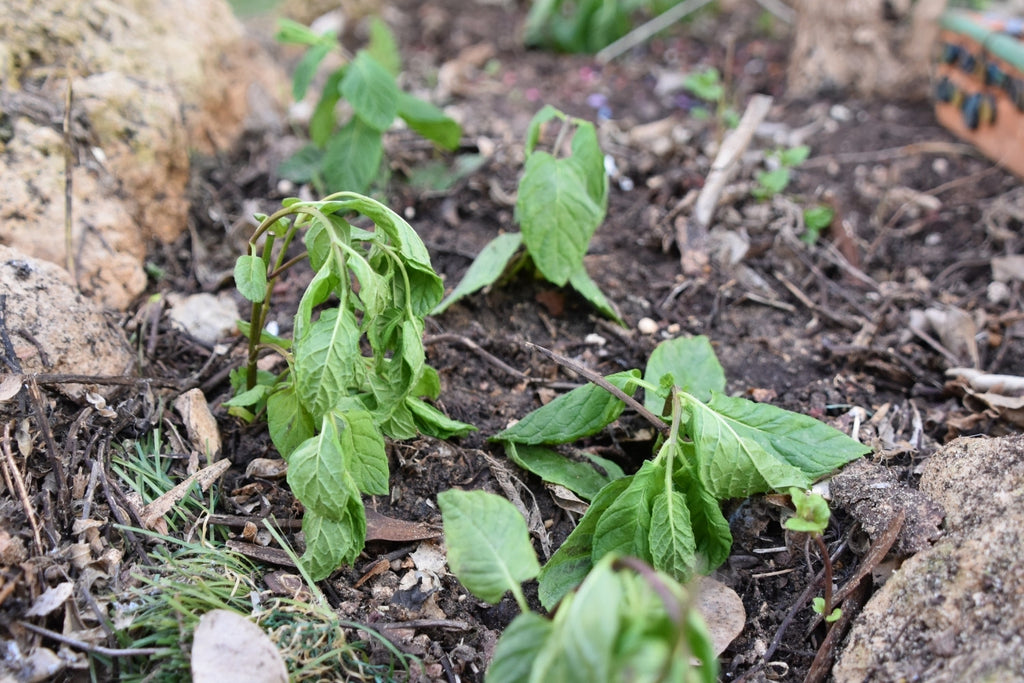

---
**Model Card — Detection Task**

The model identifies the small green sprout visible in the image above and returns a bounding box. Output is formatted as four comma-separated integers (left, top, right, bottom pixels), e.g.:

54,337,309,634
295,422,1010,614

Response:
785,487,842,624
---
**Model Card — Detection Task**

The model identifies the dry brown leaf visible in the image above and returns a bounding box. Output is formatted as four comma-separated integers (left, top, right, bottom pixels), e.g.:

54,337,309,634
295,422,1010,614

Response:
244,457,287,479
139,459,230,530
365,508,441,542
173,387,221,457
25,582,74,617
191,609,287,683
0,374,22,402
696,576,746,656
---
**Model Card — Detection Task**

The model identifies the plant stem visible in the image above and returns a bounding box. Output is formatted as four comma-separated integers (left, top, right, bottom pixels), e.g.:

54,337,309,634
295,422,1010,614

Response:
815,533,834,624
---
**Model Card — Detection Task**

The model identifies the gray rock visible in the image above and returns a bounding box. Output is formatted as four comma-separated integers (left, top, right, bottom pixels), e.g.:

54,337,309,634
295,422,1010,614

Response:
833,435,1024,683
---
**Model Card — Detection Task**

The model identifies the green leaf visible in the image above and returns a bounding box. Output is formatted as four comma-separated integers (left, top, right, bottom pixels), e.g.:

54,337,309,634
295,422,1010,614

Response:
537,477,631,610
752,167,791,200
335,410,389,496
567,120,607,210
492,370,639,445
233,254,268,303
592,460,661,561
320,118,384,192
292,41,334,101
267,385,317,459
648,489,697,581
294,308,363,416
674,455,733,573
396,92,461,150
237,321,293,350
505,443,620,501
275,17,326,46
516,152,603,286
779,144,810,167
486,612,552,683
433,232,523,314
696,392,869,488
310,70,344,146
438,490,540,604
278,144,323,184
406,397,476,439
784,487,831,534
644,336,725,412
524,104,562,156
300,500,365,580
340,51,399,132
366,17,401,76
287,416,357,520
567,265,621,324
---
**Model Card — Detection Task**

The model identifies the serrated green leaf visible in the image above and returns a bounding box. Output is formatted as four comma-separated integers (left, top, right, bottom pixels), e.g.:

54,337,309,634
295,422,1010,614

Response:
396,92,461,150
644,336,725,413
492,370,639,445
517,152,603,286
567,265,621,324
433,232,523,314
278,143,323,184
673,449,733,573
649,489,697,581
505,443,619,501
310,70,344,146
439,490,540,604
294,308,363,416
320,118,384,192
234,254,268,303
292,41,333,101
693,392,870,495
524,104,562,156
300,500,365,580
287,416,357,520
340,51,398,132
335,409,389,496
366,17,401,76
592,460,661,562
567,120,607,210
487,612,552,683
537,477,631,610
267,385,317,459
406,397,476,439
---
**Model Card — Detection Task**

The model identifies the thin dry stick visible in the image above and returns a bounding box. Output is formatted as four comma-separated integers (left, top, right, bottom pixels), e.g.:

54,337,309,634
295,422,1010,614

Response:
63,73,74,280
1,422,45,555
596,0,715,63
26,377,70,522
19,620,164,657
523,341,669,437
425,334,531,380
680,94,774,276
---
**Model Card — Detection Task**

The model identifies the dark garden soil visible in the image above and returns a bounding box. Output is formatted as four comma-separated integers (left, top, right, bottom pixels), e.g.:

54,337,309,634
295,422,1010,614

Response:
4,1,1024,681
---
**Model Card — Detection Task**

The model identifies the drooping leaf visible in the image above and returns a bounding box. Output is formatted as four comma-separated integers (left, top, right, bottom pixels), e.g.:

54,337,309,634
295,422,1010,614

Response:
334,409,389,496
340,51,399,132
294,308,363,416
396,92,461,151
592,460,661,562
644,336,726,412
486,612,552,683
366,17,401,76
492,370,639,445
433,232,523,314
267,385,317,459
537,477,631,610
567,264,621,324
320,118,384,192
689,392,870,498
233,254,268,303
505,443,620,501
673,449,733,573
524,104,562,156
406,397,476,439
438,490,540,604
300,500,366,580
648,489,697,581
286,417,356,520
516,152,604,286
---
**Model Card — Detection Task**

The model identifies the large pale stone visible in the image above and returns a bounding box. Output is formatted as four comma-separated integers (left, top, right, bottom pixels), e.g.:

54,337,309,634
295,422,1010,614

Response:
0,246,136,400
0,0,286,308
833,435,1024,683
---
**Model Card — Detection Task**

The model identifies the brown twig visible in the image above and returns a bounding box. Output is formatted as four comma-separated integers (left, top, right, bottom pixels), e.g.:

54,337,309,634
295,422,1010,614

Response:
27,377,70,527
19,621,164,657
523,341,670,437
18,373,187,389
1,422,45,555
424,333,531,381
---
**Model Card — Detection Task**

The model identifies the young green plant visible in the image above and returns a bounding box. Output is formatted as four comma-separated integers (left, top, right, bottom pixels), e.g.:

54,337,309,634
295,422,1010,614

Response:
751,145,810,201
491,336,869,608
276,17,461,194
228,192,474,580
784,487,842,623
439,489,718,683
433,105,620,322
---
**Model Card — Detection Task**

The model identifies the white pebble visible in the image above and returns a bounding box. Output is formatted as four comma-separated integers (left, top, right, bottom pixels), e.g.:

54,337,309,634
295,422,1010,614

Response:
584,333,607,346
637,317,659,335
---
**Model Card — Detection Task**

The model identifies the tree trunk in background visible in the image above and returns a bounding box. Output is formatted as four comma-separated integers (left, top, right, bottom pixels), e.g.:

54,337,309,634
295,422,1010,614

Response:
787,0,947,100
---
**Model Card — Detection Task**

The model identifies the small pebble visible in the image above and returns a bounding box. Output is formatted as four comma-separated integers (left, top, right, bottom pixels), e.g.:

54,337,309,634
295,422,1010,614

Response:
637,317,659,335
584,333,607,346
